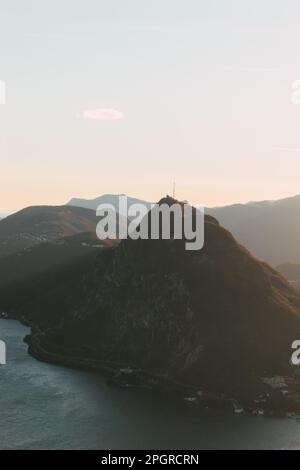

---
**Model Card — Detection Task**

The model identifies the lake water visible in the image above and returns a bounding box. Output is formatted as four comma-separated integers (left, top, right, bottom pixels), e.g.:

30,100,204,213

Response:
1,319,300,450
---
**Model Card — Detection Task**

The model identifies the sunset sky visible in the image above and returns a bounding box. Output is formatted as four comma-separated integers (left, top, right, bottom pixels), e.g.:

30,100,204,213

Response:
0,0,300,213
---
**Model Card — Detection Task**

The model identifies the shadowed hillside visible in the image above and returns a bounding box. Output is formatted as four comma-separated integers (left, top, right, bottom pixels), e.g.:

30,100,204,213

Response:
0,232,115,290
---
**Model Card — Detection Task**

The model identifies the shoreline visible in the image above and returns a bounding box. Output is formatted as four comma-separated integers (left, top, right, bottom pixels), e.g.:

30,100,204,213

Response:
24,326,200,394
2,315,300,419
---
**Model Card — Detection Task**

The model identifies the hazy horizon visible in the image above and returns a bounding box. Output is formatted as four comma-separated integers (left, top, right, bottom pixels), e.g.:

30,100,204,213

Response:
2,190,300,216
1,0,300,213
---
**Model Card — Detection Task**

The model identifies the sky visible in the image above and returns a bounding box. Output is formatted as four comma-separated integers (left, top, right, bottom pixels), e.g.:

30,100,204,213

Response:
0,0,300,213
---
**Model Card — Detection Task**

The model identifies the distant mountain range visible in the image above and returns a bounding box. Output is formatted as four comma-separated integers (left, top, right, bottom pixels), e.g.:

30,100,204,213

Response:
207,194,300,266
2,192,300,269
67,194,152,211
67,192,300,266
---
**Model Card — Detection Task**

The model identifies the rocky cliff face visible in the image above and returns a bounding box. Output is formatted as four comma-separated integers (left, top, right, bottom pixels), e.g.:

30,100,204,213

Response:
46,198,300,394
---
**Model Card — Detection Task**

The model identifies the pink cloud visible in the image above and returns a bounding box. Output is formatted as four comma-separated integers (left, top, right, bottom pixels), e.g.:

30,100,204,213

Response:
82,108,123,120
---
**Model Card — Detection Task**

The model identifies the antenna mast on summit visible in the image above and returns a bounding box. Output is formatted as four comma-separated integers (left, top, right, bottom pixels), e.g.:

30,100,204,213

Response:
172,181,176,199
